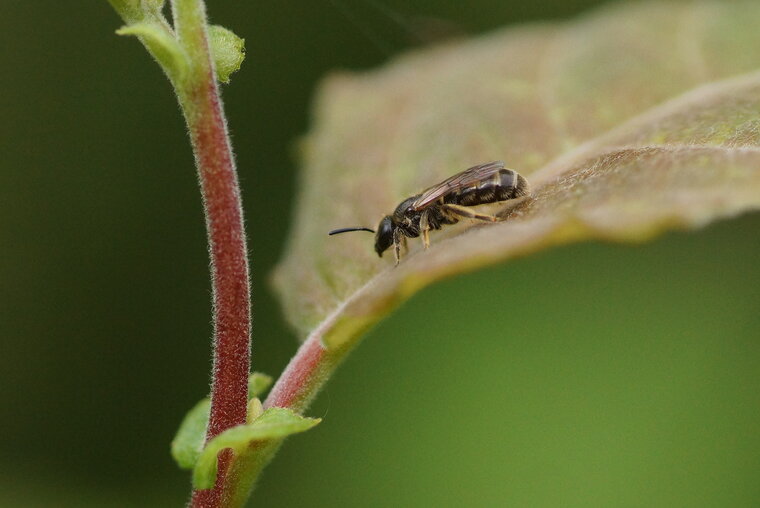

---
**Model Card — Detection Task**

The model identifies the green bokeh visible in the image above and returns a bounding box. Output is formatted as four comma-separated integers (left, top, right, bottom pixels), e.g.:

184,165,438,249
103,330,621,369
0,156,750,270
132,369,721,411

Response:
0,1,757,506
260,215,760,507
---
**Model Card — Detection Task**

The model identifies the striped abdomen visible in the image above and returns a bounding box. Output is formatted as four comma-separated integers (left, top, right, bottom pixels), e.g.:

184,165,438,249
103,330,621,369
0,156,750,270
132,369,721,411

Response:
443,169,529,207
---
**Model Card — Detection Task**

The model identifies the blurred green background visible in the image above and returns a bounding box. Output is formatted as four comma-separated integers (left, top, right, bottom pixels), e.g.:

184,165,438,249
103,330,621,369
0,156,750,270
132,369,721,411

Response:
1,1,758,506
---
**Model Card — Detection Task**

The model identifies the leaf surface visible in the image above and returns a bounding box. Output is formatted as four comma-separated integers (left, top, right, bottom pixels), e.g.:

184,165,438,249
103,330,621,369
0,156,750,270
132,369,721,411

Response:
273,1,760,347
192,408,320,489
171,398,210,470
171,373,273,470
208,24,245,84
116,21,189,80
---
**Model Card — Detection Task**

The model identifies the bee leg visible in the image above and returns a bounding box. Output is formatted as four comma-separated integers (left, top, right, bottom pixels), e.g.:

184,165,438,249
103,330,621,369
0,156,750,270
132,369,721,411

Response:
393,228,403,265
419,210,431,249
442,203,499,222
401,235,409,253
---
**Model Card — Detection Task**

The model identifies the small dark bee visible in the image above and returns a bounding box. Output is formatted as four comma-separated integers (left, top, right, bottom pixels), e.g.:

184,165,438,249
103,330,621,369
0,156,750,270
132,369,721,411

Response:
329,161,529,264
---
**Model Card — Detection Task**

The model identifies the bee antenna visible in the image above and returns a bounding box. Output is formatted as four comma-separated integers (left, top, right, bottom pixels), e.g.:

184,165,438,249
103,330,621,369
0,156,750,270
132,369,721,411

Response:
328,227,376,235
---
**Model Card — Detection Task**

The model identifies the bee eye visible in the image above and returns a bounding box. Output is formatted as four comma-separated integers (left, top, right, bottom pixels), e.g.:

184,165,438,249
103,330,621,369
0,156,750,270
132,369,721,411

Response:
374,217,394,257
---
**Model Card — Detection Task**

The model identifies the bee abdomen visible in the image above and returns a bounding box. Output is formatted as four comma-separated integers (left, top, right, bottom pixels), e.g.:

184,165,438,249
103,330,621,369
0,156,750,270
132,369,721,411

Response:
445,169,529,207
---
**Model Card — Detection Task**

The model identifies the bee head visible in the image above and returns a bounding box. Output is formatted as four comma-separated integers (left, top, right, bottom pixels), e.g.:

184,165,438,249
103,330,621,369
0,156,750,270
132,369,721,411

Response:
327,217,394,258
374,216,394,257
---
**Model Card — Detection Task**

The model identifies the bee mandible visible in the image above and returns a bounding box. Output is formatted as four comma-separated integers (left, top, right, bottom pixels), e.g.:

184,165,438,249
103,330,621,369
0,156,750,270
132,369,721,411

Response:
329,161,529,265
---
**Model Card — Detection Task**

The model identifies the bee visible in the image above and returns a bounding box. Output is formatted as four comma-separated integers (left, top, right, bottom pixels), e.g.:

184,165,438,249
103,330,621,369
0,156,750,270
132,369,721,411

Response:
329,161,529,264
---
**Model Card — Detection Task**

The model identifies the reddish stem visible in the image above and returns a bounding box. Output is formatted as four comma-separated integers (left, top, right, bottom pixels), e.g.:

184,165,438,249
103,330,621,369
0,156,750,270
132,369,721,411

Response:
264,335,327,412
185,70,251,506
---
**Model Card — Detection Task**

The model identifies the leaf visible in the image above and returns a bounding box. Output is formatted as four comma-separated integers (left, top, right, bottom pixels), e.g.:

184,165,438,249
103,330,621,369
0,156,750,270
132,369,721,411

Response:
116,21,188,79
193,408,320,489
107,0,144,22
248,371,273,398
143,0,166,13
247,397,265,422
170,372,272,469
208,25,245,84
171,398,210,469
272,0,760,348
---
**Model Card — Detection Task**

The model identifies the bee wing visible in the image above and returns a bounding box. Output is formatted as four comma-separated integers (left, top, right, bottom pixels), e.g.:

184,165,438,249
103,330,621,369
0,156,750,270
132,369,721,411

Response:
410,161,505,211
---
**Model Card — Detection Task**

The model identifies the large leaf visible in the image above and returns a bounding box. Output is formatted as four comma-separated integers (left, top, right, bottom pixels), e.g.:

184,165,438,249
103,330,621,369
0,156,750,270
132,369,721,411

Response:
273,0,760,347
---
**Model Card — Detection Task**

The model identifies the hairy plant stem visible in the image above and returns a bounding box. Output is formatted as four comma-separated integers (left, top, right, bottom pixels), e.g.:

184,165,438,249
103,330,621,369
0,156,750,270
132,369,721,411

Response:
170,1,251,506
109,1,347,504
181,81,250,506
264,334,331,412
